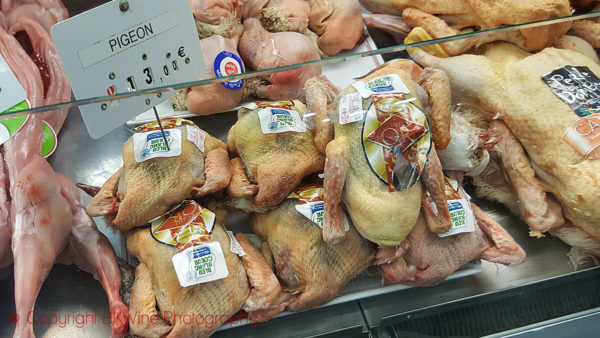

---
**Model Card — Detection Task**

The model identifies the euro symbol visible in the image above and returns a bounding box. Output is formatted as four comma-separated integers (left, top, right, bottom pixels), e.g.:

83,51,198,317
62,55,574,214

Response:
178,46,185,57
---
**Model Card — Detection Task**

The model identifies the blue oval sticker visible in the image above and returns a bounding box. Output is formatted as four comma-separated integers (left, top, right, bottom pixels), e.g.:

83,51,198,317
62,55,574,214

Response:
214,51,244,90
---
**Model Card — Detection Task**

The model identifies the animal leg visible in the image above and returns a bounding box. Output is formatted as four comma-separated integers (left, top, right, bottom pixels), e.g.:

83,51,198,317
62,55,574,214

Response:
260,241,275,269
86,168,123,217
417,68,451,150
305,75,339,154
421,147,451,233
129,263,172,337
227,157,258,197
487,120,565,233
58,174,129,337
472,204,526,265
235,233,281,312
323,136,349,244
402,8,477,55
192,148,232,197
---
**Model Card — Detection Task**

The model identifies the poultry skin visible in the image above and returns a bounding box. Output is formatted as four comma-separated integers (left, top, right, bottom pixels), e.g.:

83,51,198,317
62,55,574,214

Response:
325,59,453,246
227,100,325,207
238,17,322,100
127,210,279,337
252,199,375,311
378,205,526,286
86,119,232,231
412,43,600,260
361,0,572,55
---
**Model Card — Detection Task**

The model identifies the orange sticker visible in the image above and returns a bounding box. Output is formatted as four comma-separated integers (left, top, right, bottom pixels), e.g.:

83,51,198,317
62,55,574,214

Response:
150,200,215,251
563,114,600,159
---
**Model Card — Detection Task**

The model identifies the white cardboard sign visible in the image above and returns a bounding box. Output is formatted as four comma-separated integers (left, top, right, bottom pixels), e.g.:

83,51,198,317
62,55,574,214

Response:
51,0,205,139
0,54,27,113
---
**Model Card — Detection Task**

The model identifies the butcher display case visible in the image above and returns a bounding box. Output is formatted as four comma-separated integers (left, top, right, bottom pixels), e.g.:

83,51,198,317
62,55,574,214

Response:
1,0,600,337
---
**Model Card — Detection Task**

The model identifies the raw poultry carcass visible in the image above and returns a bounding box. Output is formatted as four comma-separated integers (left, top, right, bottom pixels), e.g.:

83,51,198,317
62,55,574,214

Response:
251,197,375,312
85,119,232,231
227,98,325,208
377,203,526,286
242,0,310,33
360,0,572,55
238,18,322,100
9,12,70,130
127,208,280,336
10,152,73,338
411,42,600,265
56,175,129,337
171,26,246,115
308,0,364,56
189,0,242,38
1,0,68,22
323,59,453,246
569,1,600,48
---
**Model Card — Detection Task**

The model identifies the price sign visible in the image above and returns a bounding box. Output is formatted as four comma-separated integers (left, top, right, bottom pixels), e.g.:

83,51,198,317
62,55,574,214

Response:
51,0,205,139
0,54,27,114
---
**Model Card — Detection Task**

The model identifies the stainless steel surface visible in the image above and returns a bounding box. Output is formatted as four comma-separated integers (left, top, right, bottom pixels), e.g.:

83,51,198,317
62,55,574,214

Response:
485,308,600,338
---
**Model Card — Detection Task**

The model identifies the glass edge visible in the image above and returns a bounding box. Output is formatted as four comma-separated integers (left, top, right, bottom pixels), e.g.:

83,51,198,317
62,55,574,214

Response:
4,10,600,118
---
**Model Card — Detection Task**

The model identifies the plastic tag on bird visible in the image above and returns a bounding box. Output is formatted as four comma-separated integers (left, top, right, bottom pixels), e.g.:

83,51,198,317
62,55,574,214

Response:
150,200,216,249
339,92,365,124
172,241,229,287
133,128,182,162
288,183,349,232
362,94,431,192
258,107,306,134
432,177,476,238
226,231,246,257
352,74,409,98
186,125,205,152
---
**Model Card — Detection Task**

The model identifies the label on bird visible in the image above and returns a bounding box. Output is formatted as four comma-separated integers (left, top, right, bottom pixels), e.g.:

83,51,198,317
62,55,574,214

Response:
437,198,476,238
226,231,246,257
172,241,229,287
361,94,431,192
258,107,306,134
542,66,600,117
433,177,476,238
563,114,600,159
239,100,294,113
150,200,216,250
288,184,349,231
214,51,244,90
136,117,185,132
186,125,205,152
352,74,410,99
133,128,182,162
339,92,365,124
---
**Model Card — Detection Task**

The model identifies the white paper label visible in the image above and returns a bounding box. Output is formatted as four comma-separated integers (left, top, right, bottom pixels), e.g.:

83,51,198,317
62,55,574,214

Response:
51,0,205,139
172,242,229,287
352,74,410,99
133,128,182,162
186,125,205,152
295,202,350,232
226,231,246,257
258,108,306,134
339,92,365,124
0,54,27,113
437,198,476,238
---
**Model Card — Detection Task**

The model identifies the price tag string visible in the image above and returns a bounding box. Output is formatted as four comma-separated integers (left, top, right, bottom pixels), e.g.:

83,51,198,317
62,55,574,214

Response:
152,106,170,151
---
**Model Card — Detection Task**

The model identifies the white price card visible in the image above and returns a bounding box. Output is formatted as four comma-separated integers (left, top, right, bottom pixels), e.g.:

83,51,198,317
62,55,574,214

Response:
51,0,205,139
0,54,27,113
